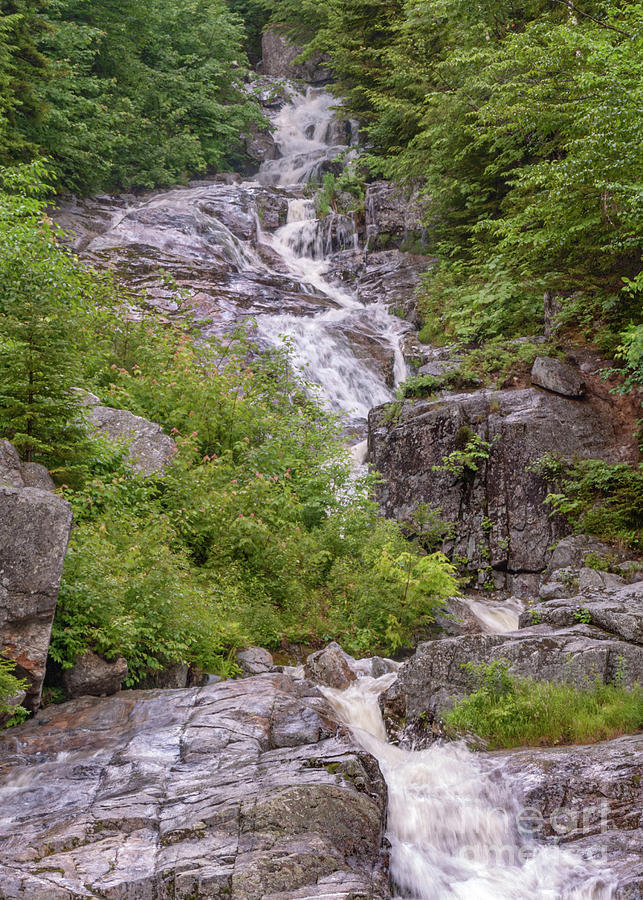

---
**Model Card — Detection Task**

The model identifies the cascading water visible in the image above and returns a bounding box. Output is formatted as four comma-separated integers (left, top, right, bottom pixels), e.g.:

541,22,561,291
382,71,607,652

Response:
80,84,405,423
323,675,617,900
253,86,407,420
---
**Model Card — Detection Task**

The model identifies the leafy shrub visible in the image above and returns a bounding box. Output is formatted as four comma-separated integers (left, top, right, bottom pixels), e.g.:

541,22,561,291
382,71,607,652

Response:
0,657,27,719
532,455,643,550
445,659,643,748
432,429,492,480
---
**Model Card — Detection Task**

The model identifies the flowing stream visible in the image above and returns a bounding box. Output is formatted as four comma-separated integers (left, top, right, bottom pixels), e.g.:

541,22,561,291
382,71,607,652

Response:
323,676,617,899
75,84,407,426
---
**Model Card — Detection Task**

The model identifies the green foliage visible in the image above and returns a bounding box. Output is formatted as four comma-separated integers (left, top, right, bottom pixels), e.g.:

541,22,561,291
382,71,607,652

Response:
445,659,643,749
432,429,492,480
0,0,264,192
43,299,458,677
266,0,642,350
0,655,28,724
0,162,97,470
313,164,366,217
532,455,643,550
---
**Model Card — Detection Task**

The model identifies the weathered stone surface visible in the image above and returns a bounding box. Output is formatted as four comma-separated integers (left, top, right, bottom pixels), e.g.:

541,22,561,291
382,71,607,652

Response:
368,387,633,582
21,462,56,491
0,440,24,487
305,642,358,689
497,734,643,894
261,28,330,84
531,356,586,397
0,675,389,899
364,182,428,251
246,127,278,163
236,646,274,677
63,651,128,698
383,624,643,722
81,392,176,476
0,482,72,710
520,581,643,645
544,534,627,581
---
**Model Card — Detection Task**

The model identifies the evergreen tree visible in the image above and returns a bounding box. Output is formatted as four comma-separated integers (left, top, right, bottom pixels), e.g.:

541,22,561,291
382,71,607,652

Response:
0,162,90,466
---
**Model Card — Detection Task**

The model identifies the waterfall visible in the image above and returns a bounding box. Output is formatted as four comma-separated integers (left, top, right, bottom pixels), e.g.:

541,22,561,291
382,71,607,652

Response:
252,86,407,419
322,676,617,899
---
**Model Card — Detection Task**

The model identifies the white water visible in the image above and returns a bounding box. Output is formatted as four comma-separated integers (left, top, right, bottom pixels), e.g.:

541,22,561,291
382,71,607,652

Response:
254,87,407,419
323,676,616,899
462,595,525,634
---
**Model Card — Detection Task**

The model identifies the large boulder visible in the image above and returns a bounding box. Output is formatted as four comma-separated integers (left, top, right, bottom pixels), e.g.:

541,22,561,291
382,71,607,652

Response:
62,650,128,698
0,479,72,710
382,624,643,723
531,356,586,397
261,28,330,84
305,642,357,689
368,387,634,585
80,392,176,476
0,674,390,898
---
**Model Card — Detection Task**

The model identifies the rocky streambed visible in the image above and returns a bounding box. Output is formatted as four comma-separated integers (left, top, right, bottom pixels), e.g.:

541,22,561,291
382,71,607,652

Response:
0,631,641,898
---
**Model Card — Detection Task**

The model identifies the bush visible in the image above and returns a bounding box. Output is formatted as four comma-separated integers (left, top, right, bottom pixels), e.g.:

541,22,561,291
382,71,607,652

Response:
532,455,643,550
48,308,458,679
0,657,28,727
445,659,643,749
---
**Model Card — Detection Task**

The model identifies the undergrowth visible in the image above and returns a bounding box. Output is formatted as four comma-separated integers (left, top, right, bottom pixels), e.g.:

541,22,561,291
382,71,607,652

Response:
445,659,643,749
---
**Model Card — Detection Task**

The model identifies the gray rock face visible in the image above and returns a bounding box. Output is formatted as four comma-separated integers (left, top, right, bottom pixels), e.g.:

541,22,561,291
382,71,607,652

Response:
0,675,389,899
521,581,643,645
246,127,278,163
261,28,330,84
236,646,274,677
368,387,631,582
21,462,56,491
62,650,128,698
364,182,428,251
81,392,176,476
0,481,72,710
384,624,643,722
0,440,25,487
305,642,358,689
544,534,627,580
531,356,586,397
498,734,643,893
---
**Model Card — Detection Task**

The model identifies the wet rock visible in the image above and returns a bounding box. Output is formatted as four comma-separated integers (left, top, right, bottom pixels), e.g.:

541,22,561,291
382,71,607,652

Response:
368,387,634,583
356,250,433,326
520,581,643,645
63,651,128,698
364,182,429,252
0,675,389,899
498,734,643,895
305,642,357,689
81,392,176,476
531,356,586,397
0,476,72,711
0,440,24,487
236,646,274,677
384,624,643,722
261,28,330,84
21,462,56,491
246,127,278,163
